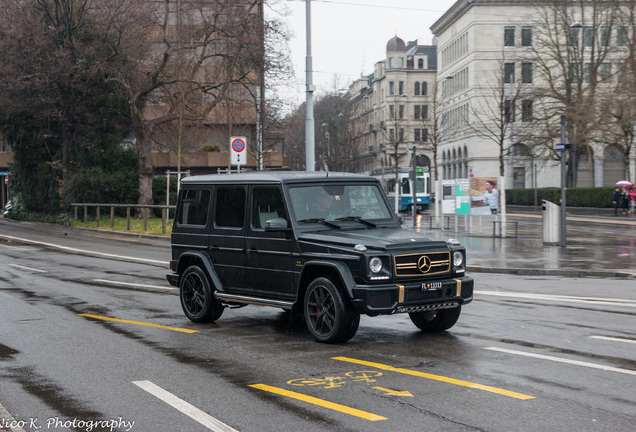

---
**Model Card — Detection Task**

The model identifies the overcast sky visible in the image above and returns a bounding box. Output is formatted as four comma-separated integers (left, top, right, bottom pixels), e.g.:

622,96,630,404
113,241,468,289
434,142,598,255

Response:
273,0,458,107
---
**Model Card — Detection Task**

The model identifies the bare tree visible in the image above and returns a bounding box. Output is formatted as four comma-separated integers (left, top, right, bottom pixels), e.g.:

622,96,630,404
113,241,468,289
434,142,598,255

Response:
529,0,625,186
106,0,265,211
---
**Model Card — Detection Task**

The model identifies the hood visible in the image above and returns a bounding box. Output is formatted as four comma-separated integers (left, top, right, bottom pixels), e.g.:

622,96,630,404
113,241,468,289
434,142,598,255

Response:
299,227,448,252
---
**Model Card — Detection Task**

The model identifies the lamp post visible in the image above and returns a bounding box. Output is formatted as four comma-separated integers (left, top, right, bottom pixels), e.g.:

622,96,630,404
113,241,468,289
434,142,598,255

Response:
560,114,567,247
305,0,315,171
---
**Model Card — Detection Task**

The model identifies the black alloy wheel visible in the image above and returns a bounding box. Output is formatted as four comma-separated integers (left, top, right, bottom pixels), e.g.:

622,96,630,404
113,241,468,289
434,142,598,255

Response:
304,277,360,343
180,265,224,323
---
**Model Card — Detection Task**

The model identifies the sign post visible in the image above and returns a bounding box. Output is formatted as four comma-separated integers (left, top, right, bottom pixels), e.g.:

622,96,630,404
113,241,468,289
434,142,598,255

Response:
230,136,247,173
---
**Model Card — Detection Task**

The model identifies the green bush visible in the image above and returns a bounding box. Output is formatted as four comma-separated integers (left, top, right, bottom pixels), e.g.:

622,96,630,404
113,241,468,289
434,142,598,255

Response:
506,186,617,208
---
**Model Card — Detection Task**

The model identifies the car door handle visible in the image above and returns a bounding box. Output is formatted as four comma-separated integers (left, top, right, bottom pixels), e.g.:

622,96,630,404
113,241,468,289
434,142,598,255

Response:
248,248,258,254
209,245,219,251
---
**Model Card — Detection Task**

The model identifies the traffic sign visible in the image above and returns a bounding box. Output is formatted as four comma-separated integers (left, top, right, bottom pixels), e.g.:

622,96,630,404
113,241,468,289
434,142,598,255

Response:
555,142,565,151
230,136,247,166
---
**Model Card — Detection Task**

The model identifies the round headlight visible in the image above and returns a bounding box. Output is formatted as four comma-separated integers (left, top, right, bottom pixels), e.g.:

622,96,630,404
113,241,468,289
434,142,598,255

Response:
369,257,383,273
453,251,464,268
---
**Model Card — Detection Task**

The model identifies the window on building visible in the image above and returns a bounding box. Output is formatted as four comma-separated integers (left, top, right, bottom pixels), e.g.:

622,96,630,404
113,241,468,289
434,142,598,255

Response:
584,27,594,47
600,27,610,46
504,27,515,46
414,105,420,119
398,81,404,95
522,62,533,83
504,63,515,83
617,27,628,46
418,58,424,69
414,82,420,96
584,63,591,83
422,128,428,142
399,57,404,68
399,105,404,119
504,100,515,123
389,128,395,142
521,100,533,122
389,81,394,95
414,129,421,142
599,63,611,82
421,82,428,96
389,57,394,68
389,105,395,119
521,27,532,46
570,27,580,47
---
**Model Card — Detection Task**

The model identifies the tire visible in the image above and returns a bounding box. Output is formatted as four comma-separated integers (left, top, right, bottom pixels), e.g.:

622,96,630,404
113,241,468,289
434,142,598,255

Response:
180,265,224,323
409,306,461,332
304,277,360,343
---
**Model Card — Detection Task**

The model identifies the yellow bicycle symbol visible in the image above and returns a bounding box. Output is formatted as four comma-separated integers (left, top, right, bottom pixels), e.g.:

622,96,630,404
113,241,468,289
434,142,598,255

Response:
287,371,382,389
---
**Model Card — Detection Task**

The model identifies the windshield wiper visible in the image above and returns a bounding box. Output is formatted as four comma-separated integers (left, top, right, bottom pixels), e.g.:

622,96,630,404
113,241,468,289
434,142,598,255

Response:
335,216,376,228
297,218,341,229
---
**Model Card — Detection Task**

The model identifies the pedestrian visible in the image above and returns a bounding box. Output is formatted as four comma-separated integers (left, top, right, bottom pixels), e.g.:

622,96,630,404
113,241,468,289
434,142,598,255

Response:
629,186,635,215
621,187,630,215
612,188,621,216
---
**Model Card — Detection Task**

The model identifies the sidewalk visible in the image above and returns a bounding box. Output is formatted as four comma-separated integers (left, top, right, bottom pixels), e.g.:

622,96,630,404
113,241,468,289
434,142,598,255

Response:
406,206,636,279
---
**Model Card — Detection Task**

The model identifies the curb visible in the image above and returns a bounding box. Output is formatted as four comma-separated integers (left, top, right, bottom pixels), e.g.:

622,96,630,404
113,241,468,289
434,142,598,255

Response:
468,265,636,279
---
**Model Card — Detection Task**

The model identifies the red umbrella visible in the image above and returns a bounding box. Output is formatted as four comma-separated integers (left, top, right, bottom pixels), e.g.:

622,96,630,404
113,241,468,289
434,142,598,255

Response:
616,180,632,186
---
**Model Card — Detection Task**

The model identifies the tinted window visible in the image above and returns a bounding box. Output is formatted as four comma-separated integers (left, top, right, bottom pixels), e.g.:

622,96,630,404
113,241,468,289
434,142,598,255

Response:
215,186,245,228
252,187,286,229
178,189,210,226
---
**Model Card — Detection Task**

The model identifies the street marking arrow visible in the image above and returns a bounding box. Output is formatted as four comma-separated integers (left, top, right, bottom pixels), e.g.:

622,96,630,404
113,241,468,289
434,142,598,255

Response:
373,386,413,397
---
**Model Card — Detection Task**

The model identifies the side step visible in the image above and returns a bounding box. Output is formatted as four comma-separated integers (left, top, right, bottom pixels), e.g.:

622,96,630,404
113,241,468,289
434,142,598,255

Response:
216,292,295,310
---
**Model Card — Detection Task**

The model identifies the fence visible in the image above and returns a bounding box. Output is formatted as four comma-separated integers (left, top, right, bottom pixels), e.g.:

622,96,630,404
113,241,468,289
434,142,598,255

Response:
71,203,176,234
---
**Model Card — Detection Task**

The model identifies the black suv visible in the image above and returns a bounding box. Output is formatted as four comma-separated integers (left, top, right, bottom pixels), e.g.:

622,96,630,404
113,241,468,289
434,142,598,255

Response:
167,172,473,343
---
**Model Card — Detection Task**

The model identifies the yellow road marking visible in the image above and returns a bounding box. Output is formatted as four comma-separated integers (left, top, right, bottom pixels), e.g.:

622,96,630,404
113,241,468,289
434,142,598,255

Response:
333,357,535,400
248,384,387,421
373,387,413,397
77,314,198,333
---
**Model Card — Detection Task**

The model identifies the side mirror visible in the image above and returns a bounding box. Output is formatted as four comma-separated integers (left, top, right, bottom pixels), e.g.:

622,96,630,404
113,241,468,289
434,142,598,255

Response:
265,217,289,232
397,214,404,225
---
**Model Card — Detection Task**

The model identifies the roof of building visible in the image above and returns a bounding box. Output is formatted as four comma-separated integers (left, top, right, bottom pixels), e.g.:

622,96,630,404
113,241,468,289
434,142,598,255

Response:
386,35,406,52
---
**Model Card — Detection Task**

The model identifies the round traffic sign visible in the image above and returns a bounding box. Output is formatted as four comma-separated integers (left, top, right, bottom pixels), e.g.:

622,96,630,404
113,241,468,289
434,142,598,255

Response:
231,138,245,153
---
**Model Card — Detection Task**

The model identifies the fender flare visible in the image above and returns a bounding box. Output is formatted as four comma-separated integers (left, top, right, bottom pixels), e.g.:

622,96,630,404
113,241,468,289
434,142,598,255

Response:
177,251,225,292
301,260,357,298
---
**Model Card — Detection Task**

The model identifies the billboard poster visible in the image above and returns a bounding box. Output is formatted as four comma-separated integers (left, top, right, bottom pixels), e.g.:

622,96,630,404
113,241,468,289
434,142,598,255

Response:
470,177,498,215
455,179,470,215
441,179,456,214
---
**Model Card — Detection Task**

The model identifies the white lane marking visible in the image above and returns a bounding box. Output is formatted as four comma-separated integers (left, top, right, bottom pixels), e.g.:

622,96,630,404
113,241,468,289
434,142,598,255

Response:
590,336,636,345
0,234,165,265
133,381,238,432
475,290,636,308
93,279,175,290
485,347,636,376
8,263,48,273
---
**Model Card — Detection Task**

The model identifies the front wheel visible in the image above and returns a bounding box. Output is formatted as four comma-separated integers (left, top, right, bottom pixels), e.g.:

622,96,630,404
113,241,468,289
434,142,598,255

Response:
409,306,461,332
180,265,224,323
304,277,360,343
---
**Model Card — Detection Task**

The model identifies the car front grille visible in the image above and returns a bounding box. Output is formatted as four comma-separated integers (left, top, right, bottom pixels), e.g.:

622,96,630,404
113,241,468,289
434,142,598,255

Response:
394,251,450,277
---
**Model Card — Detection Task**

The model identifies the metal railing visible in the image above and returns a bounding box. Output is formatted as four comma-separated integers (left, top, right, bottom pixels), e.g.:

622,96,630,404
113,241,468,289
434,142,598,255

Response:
71,203,176,234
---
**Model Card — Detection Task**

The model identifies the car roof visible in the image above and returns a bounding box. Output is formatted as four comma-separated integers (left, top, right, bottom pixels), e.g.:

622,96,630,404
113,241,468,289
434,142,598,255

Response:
180,171,376,185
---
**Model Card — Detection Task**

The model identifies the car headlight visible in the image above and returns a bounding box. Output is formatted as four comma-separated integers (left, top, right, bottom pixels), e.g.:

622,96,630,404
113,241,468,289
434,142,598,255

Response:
369,257,383,273
453,251,464,268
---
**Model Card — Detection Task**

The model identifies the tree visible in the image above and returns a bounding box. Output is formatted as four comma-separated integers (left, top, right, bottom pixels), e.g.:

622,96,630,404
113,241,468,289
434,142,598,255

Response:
529,0,626,187
105,0,266,212
0,0,128,208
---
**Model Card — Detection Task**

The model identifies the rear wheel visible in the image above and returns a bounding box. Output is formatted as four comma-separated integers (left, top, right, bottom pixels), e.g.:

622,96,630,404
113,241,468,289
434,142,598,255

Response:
180,265,224,323
409,306,461,332
304,277,360,343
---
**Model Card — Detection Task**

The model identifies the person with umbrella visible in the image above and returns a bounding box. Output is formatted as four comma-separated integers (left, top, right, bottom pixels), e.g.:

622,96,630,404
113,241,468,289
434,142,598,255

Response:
616,181,632,216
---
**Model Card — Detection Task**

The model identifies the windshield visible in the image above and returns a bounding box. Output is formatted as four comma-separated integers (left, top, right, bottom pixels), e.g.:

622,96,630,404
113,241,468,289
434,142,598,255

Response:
289,184,393,223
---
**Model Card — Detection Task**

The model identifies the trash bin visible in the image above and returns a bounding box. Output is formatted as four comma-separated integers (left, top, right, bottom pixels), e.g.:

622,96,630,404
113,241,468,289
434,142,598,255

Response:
542,200,560,246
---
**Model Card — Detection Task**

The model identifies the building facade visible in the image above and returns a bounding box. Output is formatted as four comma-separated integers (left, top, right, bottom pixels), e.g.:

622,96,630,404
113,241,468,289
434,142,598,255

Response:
431,0,636,189
349,37,438,176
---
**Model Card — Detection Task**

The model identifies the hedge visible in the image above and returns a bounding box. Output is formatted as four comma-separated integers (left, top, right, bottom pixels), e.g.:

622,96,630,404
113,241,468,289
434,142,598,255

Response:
505,186,618,208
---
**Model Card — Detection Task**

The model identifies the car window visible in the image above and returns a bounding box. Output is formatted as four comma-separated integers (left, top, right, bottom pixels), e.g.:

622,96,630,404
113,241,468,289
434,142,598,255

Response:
215,186,245,228
289,184,392,222
252,186,286,229
178,189,210,226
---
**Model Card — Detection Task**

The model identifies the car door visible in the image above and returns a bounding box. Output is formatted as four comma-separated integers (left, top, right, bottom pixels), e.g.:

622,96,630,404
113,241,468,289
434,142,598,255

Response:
245,185,296,299
208,184,247,290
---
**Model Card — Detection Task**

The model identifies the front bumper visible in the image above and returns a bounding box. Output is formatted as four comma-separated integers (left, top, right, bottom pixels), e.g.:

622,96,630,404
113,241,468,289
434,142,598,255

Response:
350,275,473,316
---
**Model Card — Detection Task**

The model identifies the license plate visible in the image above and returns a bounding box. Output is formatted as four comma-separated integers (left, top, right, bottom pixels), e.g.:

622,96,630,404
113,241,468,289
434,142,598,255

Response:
422,281,443,291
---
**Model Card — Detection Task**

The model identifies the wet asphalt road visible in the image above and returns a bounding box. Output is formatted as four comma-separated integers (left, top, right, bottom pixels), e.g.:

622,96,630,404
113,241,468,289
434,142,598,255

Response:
0,219,635,432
